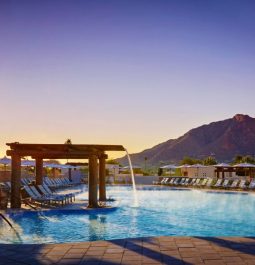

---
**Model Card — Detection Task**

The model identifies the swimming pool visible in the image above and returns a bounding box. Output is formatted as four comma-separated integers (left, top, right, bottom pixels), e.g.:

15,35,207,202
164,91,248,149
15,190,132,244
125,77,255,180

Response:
1,185,255,244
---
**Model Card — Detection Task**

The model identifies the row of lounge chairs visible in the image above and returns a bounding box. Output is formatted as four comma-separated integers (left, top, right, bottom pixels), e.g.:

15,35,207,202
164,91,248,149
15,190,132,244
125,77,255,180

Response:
23,185,76,207
43,177,75,189
157,177,255,190
1,176,78,207
3,176,77,191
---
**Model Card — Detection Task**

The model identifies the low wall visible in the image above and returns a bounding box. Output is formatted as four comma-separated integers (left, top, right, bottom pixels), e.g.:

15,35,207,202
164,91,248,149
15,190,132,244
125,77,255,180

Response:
109,175,159,185
134,175,159,185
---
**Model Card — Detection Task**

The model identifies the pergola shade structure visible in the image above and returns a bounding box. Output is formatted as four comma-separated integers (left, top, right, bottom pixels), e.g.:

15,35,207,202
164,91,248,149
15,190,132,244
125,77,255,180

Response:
214,163,255,179
6,143,125,209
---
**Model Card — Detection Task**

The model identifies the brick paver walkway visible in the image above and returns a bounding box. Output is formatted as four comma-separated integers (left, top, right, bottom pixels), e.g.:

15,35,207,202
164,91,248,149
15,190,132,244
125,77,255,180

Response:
1,236,255,265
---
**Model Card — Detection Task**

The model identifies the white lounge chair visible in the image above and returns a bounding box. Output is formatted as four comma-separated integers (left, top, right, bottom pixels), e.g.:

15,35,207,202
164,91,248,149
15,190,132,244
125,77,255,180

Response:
30,186,66,206
239,180,247,189
222,179,230,188
43,177,58,188
206,178,213,187
38,185,73,203
199,179,208,187
248,180,255,189
160,178,167,185
214,179,223,187
173,178,181,185
179,178,186,185
193,179,201,186
183,178,191,186
164,178,172,185
169,178,176,185
23,186,51,206
189,178,197,185
230,179,239,188
61,177,73,186
43,184,75,201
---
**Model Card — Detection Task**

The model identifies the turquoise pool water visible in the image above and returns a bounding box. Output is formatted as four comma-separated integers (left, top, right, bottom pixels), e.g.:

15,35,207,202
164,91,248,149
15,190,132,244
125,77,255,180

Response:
1,185,255,244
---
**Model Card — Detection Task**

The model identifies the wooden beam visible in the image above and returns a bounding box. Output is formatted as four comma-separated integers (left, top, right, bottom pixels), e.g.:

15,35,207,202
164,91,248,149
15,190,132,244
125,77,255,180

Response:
35,157,43,185
6,150,102,158
6,143,125,152
99,156,106,201
88,155,98,208
11,154,21,209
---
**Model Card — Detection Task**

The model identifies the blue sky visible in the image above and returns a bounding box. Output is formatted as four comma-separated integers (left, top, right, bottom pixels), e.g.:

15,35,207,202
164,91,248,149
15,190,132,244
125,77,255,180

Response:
0,0,255,158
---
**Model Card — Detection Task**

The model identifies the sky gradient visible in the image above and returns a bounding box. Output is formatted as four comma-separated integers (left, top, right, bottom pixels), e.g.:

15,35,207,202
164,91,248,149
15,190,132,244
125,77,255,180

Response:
0,0,255,159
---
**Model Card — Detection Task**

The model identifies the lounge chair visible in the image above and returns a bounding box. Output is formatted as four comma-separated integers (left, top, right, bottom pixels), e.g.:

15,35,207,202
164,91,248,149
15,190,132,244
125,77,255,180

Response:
222,179,230,188
173,178,181,185
57,178,67,187
166,178,173,185
23,186,51,206
179,178,186,185
51,178,62,187
230,179,239,188
175,178,182,185
239,180,247,189
55,178,67,187
169,178,176,185
44,177,61,189
64,177,76,185
21,178,31,186
214,179,223,188
30,186,66,206
183,178,191,186
5,182,11,189
248,180,255,189
189,178,197,186
43,177,56,188
206,178,213,187
38,185,73,203
164,178,172,185
193,178,201,186
43,184,75,201
160,178,167,185
199,179,208,187
60,178,73,186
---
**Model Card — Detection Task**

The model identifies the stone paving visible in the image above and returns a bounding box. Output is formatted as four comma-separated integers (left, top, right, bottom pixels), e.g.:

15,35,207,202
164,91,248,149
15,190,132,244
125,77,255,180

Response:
1,236,255,265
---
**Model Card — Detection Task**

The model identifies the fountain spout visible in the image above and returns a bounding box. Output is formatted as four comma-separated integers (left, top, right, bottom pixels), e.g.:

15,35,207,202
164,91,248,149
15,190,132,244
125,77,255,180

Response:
125,148,138,207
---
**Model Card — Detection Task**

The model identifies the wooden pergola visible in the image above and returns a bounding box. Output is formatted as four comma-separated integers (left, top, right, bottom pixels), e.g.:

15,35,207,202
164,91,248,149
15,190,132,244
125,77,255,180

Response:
6,143,125,209
215,165,255,179
214,165,233,178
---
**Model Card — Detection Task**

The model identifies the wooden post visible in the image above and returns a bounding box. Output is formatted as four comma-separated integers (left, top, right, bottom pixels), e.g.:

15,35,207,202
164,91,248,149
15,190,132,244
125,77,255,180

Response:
52,168,56,178
88,155,98,208
68,168,72,181
99,156,106,201
35,157,43,185
11,154,21,208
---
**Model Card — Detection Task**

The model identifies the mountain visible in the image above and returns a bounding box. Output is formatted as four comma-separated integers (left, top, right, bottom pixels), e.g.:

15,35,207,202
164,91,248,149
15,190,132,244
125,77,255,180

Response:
117,114,255,166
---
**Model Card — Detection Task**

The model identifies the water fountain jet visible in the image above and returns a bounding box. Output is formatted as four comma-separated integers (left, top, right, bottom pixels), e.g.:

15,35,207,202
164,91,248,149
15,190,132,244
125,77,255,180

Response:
125,148,138,207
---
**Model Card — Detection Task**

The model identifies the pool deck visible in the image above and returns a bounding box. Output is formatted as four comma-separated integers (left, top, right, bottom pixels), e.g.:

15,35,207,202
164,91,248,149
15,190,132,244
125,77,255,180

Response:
1,236,255,265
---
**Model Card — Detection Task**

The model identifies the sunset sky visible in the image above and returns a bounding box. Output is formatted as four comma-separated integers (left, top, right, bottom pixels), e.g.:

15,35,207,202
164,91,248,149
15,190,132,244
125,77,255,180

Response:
0,0,255,159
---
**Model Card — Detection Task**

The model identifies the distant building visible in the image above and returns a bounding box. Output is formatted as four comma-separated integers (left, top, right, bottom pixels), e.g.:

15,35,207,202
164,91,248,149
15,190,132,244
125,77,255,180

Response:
180,164,215,178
